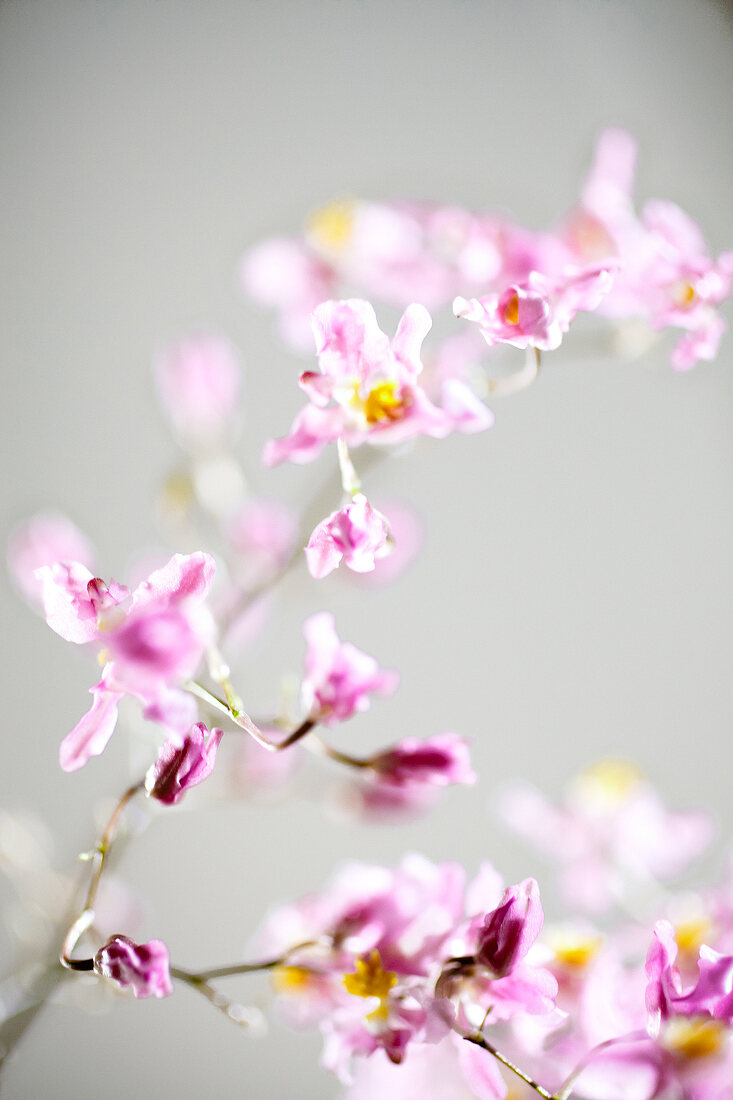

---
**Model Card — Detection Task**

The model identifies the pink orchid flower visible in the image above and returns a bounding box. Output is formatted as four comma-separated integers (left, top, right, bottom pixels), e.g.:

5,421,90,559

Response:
454,265,613,353
305,493,391,579
264,299,486,466
300,611,398,724
37,552,216,771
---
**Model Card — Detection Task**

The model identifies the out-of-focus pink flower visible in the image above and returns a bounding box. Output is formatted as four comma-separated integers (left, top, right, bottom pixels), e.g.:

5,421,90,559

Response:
371,734,476,793
264,299,490,466
454,265,613,353
300,612,398,724
40,552,216,771
499,762,714,916
154,335,242,445
306,494,391,579
94,935,173,999
226,498,297,578
342,1033,507,1100
145,722,223,805
476,879,544,978
345,734,476,820
646,921,733,1033
564,128,733,370
239,236,336,351
7,512,95,606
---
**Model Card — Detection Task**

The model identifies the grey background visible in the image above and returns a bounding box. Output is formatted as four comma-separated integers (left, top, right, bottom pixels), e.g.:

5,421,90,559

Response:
1,1,732,1096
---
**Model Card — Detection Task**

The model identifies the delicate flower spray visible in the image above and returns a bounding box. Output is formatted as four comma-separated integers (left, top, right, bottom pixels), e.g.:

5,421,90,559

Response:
4,129,733,1099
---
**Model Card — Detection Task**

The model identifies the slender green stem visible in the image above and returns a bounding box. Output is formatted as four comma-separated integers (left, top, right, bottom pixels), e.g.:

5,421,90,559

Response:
306,733,374,769
84,781,144,912
461,1030,556,1100
60,780,145,971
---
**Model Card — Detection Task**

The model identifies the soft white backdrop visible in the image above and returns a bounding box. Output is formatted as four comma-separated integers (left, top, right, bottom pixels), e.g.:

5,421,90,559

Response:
1,2,732,1096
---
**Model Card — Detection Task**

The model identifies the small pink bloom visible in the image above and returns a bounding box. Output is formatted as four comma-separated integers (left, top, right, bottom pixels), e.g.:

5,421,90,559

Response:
94,935,173,999
370,734,476,792
306,494,391,579
476,879,544,978
145,722,223,805
46,552,216,770
36,562,129,644
264,300,481,466
7,512,95,606
300,612,399,724
454,265,613,353
154,335,242,444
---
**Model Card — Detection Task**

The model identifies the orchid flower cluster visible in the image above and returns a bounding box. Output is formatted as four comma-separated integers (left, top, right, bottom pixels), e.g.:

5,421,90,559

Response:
3,129,732,1100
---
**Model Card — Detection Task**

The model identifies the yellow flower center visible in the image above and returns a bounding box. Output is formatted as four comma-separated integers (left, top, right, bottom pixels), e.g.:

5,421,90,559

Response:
550,931,603,970
343,950,397,1000
306,199,357,254
673,281,697,308
577,758,641,805
271,965,314,994
665,1018,727,1061
674,916,712,957
363,381,405,425
503,293,520,325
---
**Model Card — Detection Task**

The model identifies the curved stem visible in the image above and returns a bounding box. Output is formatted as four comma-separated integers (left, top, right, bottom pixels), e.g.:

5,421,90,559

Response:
555,1030,649,1100
184,680,317,753
486,345,541,396
172,940,319,983
460,1029,555,1100
170,968,262,1028
305,733,374,769
84,781,144,912
59,780,145,971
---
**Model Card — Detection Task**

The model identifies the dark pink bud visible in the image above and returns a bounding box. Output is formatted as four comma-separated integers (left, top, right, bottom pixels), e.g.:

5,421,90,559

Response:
476,878,543,977
94,935,173,999
145,722,223,805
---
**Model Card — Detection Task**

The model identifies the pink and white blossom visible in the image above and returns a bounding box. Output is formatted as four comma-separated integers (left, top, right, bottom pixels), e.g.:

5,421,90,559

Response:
306,494,391,579
38,551,216,771
300,612,399,724
264,299,490,467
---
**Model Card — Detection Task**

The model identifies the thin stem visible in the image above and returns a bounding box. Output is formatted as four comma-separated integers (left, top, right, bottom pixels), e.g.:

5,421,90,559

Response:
184,680,317,753
305,733,374,769
461,1030,555,1100
485,344,541,397
60,780,144,971
555,1030,648,1100
170,968,261,1028
84,781,144,912
172,940,319,983
337,437,361,495
59,909,96,971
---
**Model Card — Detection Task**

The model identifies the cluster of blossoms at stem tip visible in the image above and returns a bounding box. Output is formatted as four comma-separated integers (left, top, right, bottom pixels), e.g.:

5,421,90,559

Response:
243,128,732,375
34,550,216,771
244,808,733,1100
